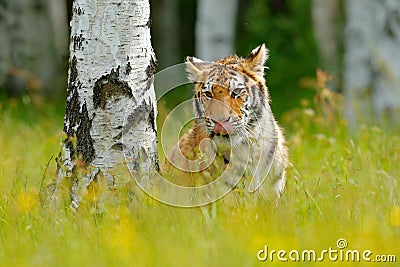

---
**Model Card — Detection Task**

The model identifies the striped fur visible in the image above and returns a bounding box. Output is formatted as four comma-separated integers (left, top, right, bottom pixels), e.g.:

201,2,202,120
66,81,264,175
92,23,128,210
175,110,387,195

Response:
165,44,288,196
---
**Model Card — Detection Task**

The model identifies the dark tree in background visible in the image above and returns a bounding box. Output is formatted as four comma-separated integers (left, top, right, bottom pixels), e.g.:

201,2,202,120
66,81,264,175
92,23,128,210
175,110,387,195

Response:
151,0,197,69
151,0,180,69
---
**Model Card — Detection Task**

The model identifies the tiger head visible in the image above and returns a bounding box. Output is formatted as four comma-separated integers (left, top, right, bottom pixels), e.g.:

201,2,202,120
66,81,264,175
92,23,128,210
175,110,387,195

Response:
185,44,271,140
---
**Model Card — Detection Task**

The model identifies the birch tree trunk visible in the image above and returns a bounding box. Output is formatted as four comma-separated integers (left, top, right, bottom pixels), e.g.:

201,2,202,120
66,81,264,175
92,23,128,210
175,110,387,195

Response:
344,0,400,127
57,0,158,208
195,0,238,60
0,0,60,96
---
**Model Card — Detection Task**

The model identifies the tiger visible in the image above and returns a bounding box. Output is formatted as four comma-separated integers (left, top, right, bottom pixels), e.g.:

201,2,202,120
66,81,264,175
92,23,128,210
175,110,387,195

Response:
163,44,288,197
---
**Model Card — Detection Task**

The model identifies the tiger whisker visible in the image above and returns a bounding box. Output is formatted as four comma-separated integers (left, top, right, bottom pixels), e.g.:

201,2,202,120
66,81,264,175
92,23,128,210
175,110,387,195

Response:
244,126,257,136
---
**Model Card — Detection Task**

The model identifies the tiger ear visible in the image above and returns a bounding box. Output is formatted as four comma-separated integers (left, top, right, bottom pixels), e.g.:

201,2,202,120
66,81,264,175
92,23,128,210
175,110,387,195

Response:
185,56,211,83
245,44,269,76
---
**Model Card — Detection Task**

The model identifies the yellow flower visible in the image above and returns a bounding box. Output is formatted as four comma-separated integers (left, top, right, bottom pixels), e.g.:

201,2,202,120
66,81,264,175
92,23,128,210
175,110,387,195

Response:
16,192,38,213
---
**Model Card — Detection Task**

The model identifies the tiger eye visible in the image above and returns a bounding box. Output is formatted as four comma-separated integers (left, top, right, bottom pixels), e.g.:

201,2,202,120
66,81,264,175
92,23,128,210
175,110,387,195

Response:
231,88,242,98
203,91,213,98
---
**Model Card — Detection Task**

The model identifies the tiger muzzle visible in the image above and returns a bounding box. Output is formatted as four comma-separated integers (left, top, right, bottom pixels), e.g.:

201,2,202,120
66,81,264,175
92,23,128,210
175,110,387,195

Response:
213,119,234,136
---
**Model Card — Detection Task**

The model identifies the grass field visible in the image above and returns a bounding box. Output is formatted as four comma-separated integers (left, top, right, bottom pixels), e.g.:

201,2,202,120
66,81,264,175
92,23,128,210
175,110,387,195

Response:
0,84,399,266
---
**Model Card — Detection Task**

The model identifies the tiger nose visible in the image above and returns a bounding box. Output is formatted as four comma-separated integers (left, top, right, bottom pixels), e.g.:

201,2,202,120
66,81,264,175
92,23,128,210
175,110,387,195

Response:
213,118,233,135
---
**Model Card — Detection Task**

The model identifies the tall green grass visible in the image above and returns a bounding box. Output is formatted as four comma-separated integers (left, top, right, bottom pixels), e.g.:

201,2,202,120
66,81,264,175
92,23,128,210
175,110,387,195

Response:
0,80,399,266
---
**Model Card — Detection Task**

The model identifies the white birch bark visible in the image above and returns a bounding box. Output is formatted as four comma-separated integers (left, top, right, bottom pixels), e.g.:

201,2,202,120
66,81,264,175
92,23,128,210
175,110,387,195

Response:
57,0,158,208
196,0,238,60
344,0,400,127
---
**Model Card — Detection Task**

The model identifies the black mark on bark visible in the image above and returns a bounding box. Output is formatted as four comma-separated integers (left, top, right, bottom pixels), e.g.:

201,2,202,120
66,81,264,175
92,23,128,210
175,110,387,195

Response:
93,67,134,109
67,56,79,98
113,132,123,140
145,56,157,79
111,142,125,151
148,103,157,134
76,102,95,163
64,89,79,136
63,57,95,164
72,34,85,51
124,101,156,135
73,6,84,15
126,62,132,75
63,93,95,163
146,17,152,27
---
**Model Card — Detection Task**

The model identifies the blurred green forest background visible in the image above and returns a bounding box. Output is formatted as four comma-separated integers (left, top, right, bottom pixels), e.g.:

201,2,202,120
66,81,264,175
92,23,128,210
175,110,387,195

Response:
0,0,331,118
1,0,399,125
152,0,326,118
0,3,399,266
